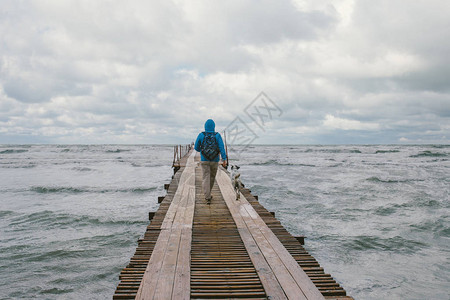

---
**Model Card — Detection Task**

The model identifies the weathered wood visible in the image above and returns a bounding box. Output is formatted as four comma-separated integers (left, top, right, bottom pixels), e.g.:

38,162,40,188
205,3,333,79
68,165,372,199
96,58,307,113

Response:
295,236,305,245
114,148,352,300
190,157,268,299
215,171,289,299
172,186,195,299
135,151,195,300
216,169,325,300
243,201,324,299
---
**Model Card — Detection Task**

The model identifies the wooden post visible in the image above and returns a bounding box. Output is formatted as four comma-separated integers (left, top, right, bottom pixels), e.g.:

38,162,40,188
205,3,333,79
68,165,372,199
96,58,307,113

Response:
173,166,180,175
294,236,305,245
172,146,176,166
223,130,228,168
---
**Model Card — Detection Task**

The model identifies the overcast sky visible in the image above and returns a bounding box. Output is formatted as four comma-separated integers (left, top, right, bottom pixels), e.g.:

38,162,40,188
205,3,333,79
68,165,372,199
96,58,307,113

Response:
1,0,449,144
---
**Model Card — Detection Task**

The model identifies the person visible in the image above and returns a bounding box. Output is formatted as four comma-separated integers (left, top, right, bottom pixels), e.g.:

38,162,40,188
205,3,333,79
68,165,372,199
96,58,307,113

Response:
194,119,227,203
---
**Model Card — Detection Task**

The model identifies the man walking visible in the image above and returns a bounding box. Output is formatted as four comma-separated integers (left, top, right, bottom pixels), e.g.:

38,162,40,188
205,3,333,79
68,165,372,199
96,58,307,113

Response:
194,119,227,203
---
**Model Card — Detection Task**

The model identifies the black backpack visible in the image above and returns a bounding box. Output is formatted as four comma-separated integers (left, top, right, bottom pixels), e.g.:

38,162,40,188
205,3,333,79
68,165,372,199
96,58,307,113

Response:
201,132,219,160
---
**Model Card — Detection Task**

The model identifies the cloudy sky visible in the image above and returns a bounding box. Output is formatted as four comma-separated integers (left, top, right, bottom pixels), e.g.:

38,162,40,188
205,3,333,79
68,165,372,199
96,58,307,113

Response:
1,0,449,144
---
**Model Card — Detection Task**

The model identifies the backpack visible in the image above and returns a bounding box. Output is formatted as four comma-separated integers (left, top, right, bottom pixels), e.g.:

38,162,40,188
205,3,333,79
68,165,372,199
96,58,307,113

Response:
201,132,219,160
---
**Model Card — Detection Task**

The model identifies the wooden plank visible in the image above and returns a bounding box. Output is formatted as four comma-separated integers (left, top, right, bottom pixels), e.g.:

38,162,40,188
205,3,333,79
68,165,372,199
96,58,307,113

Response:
215,170,288,300
234,191,305,299
241,201,325,299
117,148,351,300
190,153,270,299
135,151,196,300
135,229,171,299
153,227,182,299
239,203,306,300
216,168,325,300
161,176,190,230
172,185,195,299
152,183,193,299
172,227,192,299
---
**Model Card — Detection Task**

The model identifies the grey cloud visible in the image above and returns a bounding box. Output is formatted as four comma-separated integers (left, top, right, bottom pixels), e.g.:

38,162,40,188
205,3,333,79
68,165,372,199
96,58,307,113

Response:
347,1,450,94
393,66,450,93
353,0,450,55
3,76,92,103
226,1,336,44
0,0,449,144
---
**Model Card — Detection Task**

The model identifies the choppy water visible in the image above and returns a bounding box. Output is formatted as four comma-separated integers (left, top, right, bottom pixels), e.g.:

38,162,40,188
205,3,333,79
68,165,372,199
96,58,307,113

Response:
0,144,449,299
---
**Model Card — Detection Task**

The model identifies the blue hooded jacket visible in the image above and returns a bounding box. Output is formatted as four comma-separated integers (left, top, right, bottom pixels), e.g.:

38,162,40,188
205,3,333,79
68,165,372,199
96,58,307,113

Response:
194,119,227,162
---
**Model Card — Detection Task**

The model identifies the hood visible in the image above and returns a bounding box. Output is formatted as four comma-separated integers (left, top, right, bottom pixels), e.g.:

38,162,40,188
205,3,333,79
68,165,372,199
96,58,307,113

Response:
204,119,215,132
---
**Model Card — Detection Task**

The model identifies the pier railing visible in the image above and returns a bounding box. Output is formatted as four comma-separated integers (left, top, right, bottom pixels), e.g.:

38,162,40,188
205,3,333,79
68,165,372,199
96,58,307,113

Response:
172,143,193,172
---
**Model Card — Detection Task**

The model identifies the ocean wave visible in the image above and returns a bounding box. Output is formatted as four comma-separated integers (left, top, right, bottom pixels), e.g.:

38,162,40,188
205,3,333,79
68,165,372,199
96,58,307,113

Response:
349,149,362,153
106,149,131,153
366,176,403,183
328,163,343,167
343,235,427,253
31,186,86,194
249,159,315,167
429,158,449,162
0,210,15,218
28,248,94,261
366,176,424,184
72,167,93,172
374,199,443,211
0,149,28,154
373,206,397,216
410,151,448,158
410,218,449,237
438,226,450,237
30,186,157,194
8,210,147,229
0,163,36,169
125,187,158,193
317,148,362,154
250,159,278,166
414,198,443,208
375,150,400,154
39,287,74,295
290,148,362,154
294,163,316,167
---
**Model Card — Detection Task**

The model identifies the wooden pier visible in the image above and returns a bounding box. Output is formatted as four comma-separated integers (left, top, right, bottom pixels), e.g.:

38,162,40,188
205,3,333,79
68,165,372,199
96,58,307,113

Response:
114,149,353,299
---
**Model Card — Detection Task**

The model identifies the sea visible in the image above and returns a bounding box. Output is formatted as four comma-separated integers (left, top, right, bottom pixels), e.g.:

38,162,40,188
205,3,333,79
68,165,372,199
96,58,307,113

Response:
0,144,448,300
